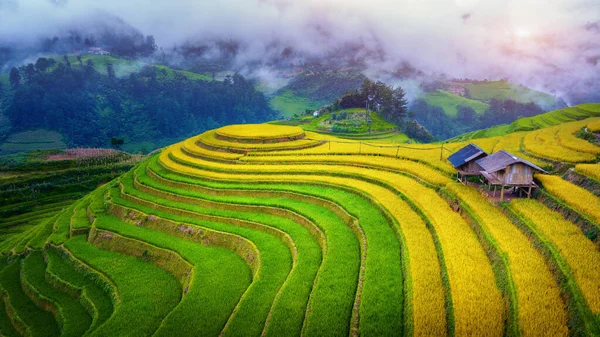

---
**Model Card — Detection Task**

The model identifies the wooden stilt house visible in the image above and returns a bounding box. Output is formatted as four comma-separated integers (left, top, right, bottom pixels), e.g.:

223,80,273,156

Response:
475,150,547,201
447,143,487,183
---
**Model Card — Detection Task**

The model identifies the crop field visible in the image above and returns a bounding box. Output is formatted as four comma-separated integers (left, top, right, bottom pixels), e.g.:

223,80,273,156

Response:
2,104,600,336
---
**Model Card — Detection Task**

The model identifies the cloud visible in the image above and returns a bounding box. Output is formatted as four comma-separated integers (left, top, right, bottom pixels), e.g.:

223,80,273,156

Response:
1,0,599,103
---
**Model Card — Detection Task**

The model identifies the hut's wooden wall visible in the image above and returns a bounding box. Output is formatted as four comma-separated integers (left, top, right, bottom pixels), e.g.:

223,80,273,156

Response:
459,161,483,174
497,163,533,185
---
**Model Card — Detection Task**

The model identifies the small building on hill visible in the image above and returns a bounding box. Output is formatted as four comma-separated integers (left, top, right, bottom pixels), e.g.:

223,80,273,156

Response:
447,143,488,182
475,150,547,200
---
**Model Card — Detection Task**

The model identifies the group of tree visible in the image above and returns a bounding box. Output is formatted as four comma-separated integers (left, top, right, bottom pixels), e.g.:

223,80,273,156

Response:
480,99,544,126
0,57,275,149
327,79,437,142
410,98,544,140
400,119,435,143
334,78,409,126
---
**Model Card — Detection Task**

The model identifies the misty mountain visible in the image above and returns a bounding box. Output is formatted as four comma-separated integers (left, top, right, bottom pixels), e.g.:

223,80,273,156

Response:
2,0,599,105
0,8,155,70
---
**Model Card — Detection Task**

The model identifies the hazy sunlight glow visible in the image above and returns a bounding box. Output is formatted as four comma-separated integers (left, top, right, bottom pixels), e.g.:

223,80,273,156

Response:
515,27,532,39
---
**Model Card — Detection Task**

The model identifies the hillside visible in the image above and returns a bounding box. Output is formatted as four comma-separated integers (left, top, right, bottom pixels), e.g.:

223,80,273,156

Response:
422,89,489,117
414,88,555,140
153,65,213,81
268,67,365,117
2,54,213,82
270,76,561,141
450,103,600,142
268,91,328,118
63,54,143,77
0,56,274,154
466,80,558,108
2,111,600,335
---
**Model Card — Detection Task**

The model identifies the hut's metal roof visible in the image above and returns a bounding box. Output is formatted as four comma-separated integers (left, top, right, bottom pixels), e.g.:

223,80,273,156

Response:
447,143,487,168
476,150,547,174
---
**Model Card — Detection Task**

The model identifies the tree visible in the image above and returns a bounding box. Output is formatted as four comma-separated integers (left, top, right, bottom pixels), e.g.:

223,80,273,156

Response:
106,63,116,80
63,55,71,68
77,55,83,66
0,113,11,142
84,60,96,77
457,105,476,124
338,89,363,109
84,36,96,46
463,86,471,98
390,86,408,122
402,119,435,143
22,64,36,83
35,58,52,72
359,78,407,124
360,78,375,102
143,35,157,56
9,67,21,88
110,137,125,149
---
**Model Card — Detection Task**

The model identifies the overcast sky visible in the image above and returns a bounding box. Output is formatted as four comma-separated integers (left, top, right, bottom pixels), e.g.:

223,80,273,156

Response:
1,0,599,99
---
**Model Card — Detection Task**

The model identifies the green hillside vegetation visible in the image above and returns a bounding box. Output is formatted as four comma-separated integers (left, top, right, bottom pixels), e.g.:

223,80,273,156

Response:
1,55,212,85
414,90,550,141
1,57,275,151
64,56,212,80
423,90,489,117
466,80,557,108
449,103,600,142
269,91,327,118
153,65,213,81
59,55,143,77
269,67,365,118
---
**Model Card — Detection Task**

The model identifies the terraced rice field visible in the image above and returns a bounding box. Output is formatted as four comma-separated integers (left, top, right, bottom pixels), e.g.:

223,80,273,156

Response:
2,110,600,336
